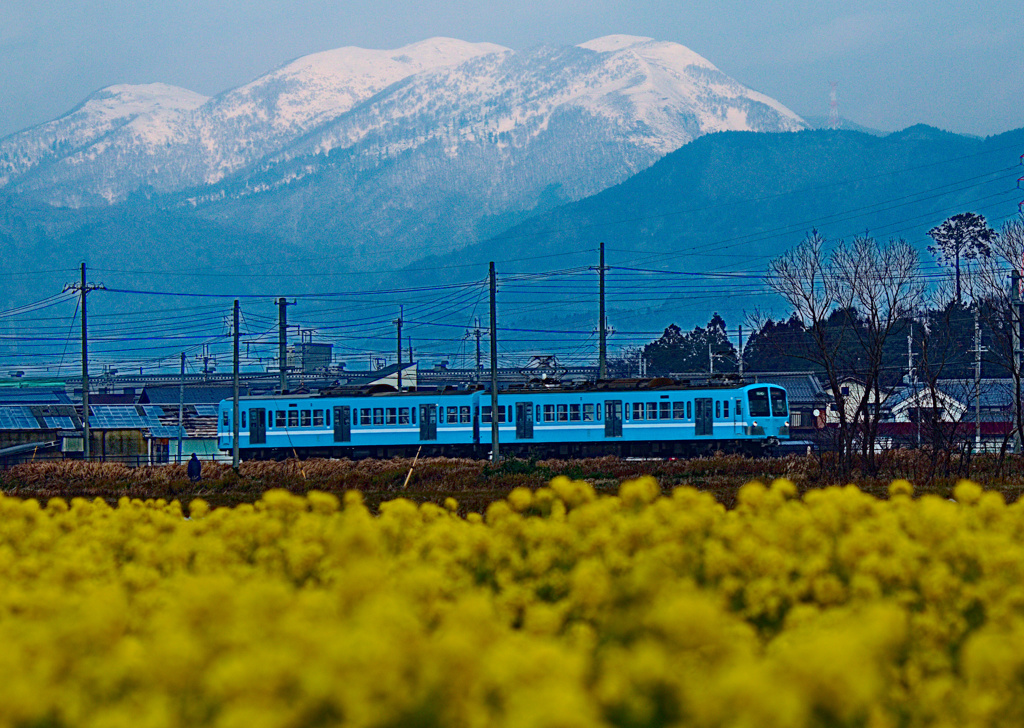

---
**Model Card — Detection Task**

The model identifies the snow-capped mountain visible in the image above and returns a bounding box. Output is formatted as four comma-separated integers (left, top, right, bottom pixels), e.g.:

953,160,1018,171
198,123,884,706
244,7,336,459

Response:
1,35,803,210
0,38,508,205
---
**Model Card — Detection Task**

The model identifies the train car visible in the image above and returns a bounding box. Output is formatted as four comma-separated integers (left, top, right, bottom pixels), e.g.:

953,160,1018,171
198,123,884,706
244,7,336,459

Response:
218,381,790,460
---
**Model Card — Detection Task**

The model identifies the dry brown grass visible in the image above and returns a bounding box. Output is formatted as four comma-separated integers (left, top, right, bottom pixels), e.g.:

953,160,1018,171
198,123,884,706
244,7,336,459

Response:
4,451,1024,511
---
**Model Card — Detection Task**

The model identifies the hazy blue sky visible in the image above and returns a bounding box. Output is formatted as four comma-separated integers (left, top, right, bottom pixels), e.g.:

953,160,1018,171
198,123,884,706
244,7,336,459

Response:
2,1,1021,138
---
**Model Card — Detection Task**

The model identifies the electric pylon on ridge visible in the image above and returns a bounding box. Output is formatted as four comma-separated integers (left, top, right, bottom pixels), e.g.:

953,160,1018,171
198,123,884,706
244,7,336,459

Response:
828,82,840,130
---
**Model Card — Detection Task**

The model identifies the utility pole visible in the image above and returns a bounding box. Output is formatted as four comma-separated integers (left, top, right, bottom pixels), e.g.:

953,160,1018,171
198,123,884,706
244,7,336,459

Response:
489,262,499,463
975,309,983,453
408,337,413,369
177,352,185,464
64,263,103,460
277,298,292,393
394,305,404,391
709,343,714,375
233,299,240,471
737,324,744,378
908,332,920,448
195,345,213,379
474,318,483,378
599,242,607,380
1013,270,1022,453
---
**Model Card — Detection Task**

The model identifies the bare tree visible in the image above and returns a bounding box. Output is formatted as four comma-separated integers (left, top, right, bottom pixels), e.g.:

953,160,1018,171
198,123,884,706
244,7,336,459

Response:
976,217,1024,472
768,231,924,475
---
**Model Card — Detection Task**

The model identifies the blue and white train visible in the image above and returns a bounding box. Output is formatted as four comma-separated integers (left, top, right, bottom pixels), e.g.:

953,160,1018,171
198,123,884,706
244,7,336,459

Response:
217,381,790,460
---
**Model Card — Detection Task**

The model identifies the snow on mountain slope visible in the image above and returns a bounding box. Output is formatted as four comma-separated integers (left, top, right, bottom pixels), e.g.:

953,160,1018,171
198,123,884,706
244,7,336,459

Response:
257,35,804,204
188,37,510,179
0,83,208,189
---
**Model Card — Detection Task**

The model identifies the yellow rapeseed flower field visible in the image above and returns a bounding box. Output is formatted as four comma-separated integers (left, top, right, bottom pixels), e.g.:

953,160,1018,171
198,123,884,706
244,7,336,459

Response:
2,477,1024,727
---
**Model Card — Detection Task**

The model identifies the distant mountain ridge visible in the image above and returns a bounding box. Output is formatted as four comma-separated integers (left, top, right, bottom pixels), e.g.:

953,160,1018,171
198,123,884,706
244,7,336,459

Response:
1,36,804,211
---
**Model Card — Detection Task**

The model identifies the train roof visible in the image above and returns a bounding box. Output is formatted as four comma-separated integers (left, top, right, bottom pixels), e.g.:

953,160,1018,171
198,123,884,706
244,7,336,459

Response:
222,377,786,403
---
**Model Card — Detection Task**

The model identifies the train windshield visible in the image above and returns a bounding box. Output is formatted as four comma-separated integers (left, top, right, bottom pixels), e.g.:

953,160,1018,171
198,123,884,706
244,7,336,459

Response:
770,388,788,417
748,387,770,417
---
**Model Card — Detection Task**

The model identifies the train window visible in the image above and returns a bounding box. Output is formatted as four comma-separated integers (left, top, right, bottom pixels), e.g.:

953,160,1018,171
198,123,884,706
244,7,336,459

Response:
735,401,742,417
241,411,247,428
276,411,286,427
582,404,594,421
399,408,410,425
386,408,396,425
373,408,385,425
326,410,330,426
537,405,541,422
672,402,685,420
632,402,644,420
723,401,729,419
360,409,371,426
447,406,459,424
569,404,581,421
288,410,299,427
411,408,416,425
483,405,507,423
748,388,770,417
543,404,555,422
715,401,721,419
222,411,229,427
460,406,471,424
686,401,692,419
770,388,789,417
557,404,568,422
659,402,670,420
596,405,602,421
646,402,658,420
300,411,311,427
313,410,324,427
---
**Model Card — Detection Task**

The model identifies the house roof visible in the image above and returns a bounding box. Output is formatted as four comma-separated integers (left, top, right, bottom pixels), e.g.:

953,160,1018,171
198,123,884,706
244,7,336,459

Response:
0,389,73,405
889,378,1020,411
142,385,249,405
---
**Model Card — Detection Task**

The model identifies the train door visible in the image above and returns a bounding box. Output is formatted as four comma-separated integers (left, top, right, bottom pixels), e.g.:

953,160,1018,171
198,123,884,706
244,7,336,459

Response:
515,402,533,439
695,398,713,436
420,404,437,441
333,406,351,442
249,408,266,445
604,400,622,437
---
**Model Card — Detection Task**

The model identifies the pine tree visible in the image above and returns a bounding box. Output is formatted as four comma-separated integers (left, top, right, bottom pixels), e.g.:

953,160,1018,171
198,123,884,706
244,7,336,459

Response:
927,212,996,304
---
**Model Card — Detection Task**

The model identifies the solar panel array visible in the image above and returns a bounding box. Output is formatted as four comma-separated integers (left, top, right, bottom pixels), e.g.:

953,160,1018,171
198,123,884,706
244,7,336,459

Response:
194,404,219,416
43,416,76,429
149,425,186,439
0,407,40,430
88,405,164,429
